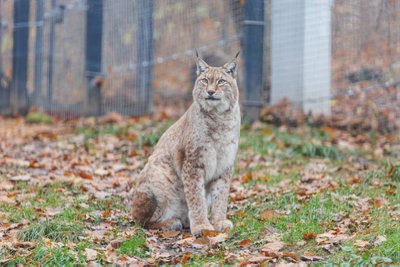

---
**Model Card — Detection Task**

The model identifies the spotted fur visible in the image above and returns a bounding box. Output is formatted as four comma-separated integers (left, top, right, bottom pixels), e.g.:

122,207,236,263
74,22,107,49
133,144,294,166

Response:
131,53,240,235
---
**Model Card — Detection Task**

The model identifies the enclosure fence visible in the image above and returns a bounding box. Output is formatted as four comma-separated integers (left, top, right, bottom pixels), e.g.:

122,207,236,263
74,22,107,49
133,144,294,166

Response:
0,0,399,130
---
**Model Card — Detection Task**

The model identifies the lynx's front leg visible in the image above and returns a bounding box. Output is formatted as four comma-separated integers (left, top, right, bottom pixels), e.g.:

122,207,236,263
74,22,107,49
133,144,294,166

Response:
209,167,233,232
182,160,214,236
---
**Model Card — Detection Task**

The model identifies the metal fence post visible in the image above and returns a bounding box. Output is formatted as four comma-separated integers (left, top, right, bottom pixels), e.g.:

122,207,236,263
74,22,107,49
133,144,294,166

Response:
11,0,30,115
136,0,154,115
85,0,103,116
47,0,56,108
33,0,44,107
243,0,265,122
0,0,9,113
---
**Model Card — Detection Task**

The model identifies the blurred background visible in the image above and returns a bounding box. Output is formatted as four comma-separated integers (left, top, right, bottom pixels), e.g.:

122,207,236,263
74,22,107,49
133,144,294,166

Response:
0,0,399,131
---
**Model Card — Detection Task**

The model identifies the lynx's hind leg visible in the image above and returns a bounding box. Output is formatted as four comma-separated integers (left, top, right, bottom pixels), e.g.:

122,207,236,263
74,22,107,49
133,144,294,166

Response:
131,190,157,227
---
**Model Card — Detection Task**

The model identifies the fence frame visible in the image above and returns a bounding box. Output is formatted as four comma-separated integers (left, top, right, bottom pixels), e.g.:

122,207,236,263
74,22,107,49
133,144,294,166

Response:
85,0,104,116
10,0,30,115
242,0,265,122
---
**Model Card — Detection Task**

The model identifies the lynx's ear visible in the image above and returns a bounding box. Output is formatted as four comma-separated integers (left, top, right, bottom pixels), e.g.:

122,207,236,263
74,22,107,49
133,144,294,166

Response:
196,50,209,76
223,51,240,78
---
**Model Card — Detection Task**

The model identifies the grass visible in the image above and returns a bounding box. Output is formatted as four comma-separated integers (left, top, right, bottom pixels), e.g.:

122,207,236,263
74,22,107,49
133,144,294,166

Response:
1,120,399,265
118,229,149,257
18,219,84,243
25,111,53,124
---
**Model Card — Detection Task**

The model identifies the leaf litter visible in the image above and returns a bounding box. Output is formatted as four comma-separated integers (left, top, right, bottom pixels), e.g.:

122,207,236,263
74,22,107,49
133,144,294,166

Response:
0,115,399,264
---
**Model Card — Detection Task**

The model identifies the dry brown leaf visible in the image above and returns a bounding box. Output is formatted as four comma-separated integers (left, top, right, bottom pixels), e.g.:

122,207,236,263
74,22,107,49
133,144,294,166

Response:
161,231,181,238
13,241,34,249
261,240,284,253
85,248,98,261
102,210,112,218
241,172,252,183
347,176,362,185
373,197,388,209
209,233,228,244
239,238,251,248
316,232,350,244
354,239,370,249
235,210,246,218
0,180,14,190
193,236,210,245
259,209,280,220
282,252,298,262
201,229,219,237
301,255,324,261
77,170,93,180
249,256,272,263
9,174,31,181
262,250,279,258
302,231,316,241
109,238,124,249
0,195,15,204
385,184,397,195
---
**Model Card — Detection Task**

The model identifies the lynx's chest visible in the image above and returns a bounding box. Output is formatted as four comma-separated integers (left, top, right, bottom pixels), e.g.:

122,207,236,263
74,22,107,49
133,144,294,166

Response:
204,122,240,181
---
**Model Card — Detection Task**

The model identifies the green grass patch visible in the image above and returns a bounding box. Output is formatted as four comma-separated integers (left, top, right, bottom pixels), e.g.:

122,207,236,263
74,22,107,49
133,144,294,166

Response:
25,111,53,124
118,229,148,257
18,219,84,243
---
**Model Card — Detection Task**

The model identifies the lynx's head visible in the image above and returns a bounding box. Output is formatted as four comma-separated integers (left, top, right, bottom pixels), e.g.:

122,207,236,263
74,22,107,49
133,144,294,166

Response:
193,52,239,113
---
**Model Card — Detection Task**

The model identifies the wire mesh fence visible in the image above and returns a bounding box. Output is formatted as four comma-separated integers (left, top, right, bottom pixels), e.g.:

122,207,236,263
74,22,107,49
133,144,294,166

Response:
0,0,399,131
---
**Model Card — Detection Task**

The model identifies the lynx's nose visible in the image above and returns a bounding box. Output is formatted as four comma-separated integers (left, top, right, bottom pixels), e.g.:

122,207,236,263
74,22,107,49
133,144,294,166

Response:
207,90,215,96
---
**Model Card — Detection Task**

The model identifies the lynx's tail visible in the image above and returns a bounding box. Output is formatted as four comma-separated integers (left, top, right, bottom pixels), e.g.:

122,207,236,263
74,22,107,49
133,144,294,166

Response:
131,190,157,226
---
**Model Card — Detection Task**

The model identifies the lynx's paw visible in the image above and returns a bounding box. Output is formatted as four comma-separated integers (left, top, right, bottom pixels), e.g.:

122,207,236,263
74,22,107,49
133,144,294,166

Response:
213,220,233,232
191,223,214,236
148,218,183,231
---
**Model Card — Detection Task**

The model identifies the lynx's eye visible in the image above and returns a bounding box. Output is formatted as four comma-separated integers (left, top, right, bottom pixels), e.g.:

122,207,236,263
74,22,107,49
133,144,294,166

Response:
217,79,227,86
199,78,208,84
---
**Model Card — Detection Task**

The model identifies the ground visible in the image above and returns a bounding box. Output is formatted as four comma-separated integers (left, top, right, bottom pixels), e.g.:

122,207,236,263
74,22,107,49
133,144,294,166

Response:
0,113,399,265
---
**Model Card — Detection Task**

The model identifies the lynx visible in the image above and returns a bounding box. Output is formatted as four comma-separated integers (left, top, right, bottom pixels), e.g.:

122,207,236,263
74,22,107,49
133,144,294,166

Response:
131,52,241,236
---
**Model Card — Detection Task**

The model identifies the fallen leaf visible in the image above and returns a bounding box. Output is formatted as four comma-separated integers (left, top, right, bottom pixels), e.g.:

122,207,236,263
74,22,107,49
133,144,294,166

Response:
0,180,14,190
201,229,219,237
373,197,388,209
235,210,246,218
302,231,316,241
209,233,228,244
102,210,112,218
0,195,15,204
373,235,387,246
354,239,370,249
282,252,298,262
301,255,324,261
13,241,34,249
241,172,252,183
77,170,93,180
109,238,124,249
261,240,284,253
249,256,272,263
161,231,181,238
385,184,397,195
239,238,251,248
193,236,210,246
85,248,98,261
259,209,280,220
9,174,31,181
347,176,362,185
316,232,350,244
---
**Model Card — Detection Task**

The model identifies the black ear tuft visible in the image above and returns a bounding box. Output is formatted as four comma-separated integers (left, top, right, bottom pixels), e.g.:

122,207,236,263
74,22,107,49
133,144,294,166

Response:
234,51,240,59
